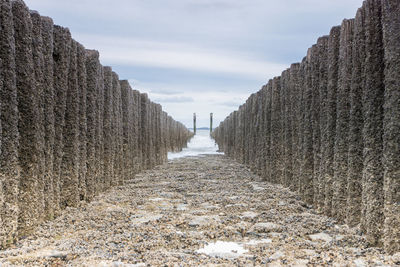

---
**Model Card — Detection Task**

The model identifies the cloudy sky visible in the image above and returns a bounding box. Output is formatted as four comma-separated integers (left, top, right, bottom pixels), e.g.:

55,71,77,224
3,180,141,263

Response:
25,0,364,128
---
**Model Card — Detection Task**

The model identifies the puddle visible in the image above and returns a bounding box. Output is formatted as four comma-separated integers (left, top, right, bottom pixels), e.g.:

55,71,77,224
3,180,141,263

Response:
245,239,272,245
197,241,248,259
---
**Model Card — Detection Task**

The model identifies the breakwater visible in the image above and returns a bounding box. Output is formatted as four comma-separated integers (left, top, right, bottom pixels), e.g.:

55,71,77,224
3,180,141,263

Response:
213,0,399,254
0,0,192,248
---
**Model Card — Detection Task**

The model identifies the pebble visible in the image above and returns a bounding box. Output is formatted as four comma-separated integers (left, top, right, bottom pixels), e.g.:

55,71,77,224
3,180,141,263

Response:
176,204,188,211
241,211,259,219
251,183,265,191
309,232,333,243
130,214,163,224
293,259,310,267
251,222,282,233
353,258,367,267
270,250,285,260
188,215,220,227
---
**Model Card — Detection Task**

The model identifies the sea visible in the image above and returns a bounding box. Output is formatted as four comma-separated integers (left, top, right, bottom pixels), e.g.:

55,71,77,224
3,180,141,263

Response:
167,129,224,160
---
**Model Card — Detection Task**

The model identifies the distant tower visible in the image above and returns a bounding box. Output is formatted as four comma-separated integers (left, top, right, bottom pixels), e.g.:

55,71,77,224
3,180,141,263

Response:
193,113,196,135
210,113,213,134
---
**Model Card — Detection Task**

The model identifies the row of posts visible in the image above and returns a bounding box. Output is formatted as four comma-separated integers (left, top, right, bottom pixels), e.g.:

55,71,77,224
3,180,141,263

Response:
211,0,400,254
193,113,213,135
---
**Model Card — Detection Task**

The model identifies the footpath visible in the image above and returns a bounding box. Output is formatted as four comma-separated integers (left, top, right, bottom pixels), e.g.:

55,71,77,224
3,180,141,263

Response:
0,155,397,266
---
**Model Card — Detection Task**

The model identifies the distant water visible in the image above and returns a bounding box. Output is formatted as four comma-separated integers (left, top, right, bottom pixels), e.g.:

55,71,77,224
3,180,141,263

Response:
168,130,224,160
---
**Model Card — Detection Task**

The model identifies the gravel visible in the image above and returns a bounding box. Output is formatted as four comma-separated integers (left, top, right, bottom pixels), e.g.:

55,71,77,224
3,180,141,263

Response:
0,155,397,266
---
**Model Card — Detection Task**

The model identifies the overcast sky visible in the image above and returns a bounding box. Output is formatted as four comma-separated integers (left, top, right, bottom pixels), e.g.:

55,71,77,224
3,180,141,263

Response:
25,0,364,128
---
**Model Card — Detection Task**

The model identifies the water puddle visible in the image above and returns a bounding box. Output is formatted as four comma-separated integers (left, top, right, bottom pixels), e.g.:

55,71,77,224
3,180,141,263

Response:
197,241,248,259
196,238,273,260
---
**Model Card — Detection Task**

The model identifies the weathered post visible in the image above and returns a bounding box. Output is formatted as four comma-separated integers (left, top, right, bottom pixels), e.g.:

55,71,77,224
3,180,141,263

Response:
61,39,80,208
41,15,56,219
347,7,365,227
210,113,213,134
85,49,100,201
0,0,21,247
362,0,385,246
102,67,113,190
382,0,400,254
30,10,46,225
52,25,71,213
77,43,87,201
324,26,341,217
193,113,196,135
333,19,354,223
12,0,41,233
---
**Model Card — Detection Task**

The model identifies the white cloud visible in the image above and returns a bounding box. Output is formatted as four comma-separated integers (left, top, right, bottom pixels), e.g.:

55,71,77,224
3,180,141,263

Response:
76,34,286,80
152,96,194,103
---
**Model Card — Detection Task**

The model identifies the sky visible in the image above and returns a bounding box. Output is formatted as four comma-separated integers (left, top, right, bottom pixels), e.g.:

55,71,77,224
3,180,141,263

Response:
24,0,365,128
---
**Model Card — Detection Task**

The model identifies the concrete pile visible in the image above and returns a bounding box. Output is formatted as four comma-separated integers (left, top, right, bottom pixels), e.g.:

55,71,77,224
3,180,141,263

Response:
0,0,192,249
213,0,399,254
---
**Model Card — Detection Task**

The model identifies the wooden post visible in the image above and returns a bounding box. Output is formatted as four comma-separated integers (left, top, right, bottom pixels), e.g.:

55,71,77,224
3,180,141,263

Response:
193,113,196,135
210,113,213,134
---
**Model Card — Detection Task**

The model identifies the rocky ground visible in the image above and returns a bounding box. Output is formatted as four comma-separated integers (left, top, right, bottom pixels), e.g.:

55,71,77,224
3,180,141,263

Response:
0,155,398,266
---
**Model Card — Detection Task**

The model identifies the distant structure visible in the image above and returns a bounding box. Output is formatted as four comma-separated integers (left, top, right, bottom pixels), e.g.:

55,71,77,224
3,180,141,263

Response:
210,113,213,134
193,113,196,135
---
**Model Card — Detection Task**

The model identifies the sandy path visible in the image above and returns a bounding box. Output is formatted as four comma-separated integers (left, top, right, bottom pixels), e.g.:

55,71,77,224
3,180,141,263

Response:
0,155,397,266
